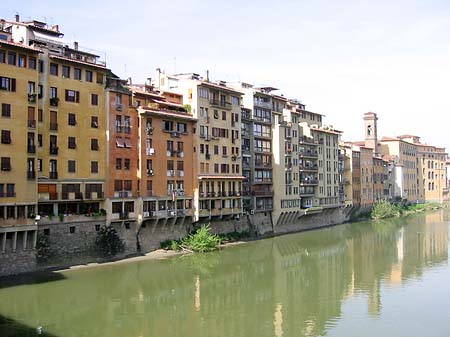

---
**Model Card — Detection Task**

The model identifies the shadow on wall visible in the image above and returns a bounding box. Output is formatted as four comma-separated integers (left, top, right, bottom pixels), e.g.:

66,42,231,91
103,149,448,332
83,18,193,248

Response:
0,270,66,290
0,314,59,337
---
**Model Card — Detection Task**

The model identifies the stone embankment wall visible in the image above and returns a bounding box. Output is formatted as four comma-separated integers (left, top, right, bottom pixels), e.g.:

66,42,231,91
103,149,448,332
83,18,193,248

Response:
2,207,356,277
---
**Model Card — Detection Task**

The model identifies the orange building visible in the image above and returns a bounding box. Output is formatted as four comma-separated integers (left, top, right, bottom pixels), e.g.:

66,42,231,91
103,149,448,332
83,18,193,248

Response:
105,75,139,223
131,84,197,225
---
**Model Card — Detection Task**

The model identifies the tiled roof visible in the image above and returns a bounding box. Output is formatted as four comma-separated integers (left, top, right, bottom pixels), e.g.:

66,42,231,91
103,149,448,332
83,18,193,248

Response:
0,40,41,52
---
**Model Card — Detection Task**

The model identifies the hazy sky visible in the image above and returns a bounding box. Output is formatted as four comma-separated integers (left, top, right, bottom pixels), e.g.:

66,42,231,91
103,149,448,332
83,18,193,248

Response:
3,0,450,149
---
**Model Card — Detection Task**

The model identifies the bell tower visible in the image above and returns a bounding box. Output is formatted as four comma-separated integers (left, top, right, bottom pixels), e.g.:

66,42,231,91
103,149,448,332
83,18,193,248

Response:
364,112,378,154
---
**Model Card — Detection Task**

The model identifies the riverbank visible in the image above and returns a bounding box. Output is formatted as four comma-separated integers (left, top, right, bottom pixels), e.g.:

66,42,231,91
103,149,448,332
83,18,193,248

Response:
1,204,447,279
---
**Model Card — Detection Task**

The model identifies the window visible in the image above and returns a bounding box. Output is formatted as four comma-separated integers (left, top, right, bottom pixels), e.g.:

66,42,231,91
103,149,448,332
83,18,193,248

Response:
124,159,130,170
65,90,80,103
177,122,187,133
91,161,98,173
85,70,93,82
0,77,16,91
62,65,70,78
91,94,98,106
37,159,42,172
38,134,43,147
1,130,11,144
1,157,11,171
7,52,16,65
222,146,228,156
91,138,99,151
96,72,104,84
17,54,26,67
1,103,11,117
91,116,98,128
38,60,44,73
38,85,43,98
222,111,226,120
74,68,82,80
0,50,5,63
69,226,75,234
68,113,76,126
50,63,58,76
198,87,208,98
50,87,58,99
231,96,239,105
116,158,122,169
68,137,76,149
29,57,36,69
68,160,76,173
163,120,173,131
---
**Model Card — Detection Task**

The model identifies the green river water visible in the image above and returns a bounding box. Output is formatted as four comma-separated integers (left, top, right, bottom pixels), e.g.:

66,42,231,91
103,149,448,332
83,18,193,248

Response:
1,210,449,337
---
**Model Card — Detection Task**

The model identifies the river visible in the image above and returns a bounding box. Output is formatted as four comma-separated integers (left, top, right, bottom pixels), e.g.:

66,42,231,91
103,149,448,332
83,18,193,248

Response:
1,210,449,337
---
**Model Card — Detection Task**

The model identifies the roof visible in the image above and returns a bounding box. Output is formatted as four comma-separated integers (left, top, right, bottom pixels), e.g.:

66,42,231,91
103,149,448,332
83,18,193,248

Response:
199,80,244,95
0,40,41,53
380,136,399,142
49,55,107,70
137,107,197,121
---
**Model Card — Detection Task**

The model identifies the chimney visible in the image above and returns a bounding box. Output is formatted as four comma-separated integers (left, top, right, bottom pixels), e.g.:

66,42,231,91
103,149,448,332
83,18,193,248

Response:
52,25,59,32
206,70,209,82
73,41,78,50
15,13,19,22
127,77,132,85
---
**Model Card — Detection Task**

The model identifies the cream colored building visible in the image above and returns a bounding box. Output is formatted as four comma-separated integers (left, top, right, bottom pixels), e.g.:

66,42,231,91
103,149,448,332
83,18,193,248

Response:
158,73,244,221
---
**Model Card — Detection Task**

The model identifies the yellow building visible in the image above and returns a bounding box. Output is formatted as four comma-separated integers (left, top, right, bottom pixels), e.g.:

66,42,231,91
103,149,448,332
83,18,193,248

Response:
2,17,108,232
159,73,244,221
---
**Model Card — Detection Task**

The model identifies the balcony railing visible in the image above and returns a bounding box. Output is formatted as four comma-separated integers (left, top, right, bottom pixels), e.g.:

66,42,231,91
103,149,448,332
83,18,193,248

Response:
85,191,104,199
299,164,318,171
299,136,318,145
299,151,318,158
210,99,232,110
0,192,16,198
49,172,58,179
27,145,36,153
28,120,36,128
49,147,58,155
50,97,59,107
253,100,272,109
299,179,318,185
49,123,58,131
27,171,36,180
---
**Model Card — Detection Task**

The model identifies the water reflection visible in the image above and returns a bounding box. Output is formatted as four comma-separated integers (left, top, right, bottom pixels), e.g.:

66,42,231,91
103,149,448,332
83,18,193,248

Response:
0,211,448,337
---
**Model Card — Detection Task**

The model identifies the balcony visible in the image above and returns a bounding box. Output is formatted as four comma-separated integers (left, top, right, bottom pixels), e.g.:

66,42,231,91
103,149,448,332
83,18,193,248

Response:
115,103,123,111
253,100,272,109
50,97,59,107
299,136,318,145
27,171,36,180
210,99,232,110
28,93,37,103
85,191,104,199
38,192,58,201
27,145,36,154
299,178,318,186
61,192,83,200
177,151,184,158
49,123,58,131
28,120,36,128
253,178,273,184
0,192,16,198
252,190,274,196
119,212,129,220
146,147,155,156
49,147,58,155
299,164,318,171
298,150,318,158
299,187,315,196
49,172,58,179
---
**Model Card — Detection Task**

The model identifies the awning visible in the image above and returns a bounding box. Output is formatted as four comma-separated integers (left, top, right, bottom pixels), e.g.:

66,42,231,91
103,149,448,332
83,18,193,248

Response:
124,138,132,148
116,138,124,148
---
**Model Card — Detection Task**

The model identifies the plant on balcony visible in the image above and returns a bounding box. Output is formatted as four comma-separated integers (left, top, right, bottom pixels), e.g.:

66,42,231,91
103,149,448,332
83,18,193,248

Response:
58,213,64,222
94,225,125,257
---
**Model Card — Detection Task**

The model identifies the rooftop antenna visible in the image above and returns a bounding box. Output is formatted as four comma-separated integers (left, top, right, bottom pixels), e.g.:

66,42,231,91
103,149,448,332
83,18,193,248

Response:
156,68,161,89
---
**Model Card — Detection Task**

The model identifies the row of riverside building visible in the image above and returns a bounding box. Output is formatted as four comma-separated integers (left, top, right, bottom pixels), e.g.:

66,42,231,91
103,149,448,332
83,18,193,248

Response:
1,16,449,269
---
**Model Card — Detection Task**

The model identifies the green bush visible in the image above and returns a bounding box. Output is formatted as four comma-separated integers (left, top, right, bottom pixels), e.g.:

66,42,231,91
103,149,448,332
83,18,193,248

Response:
94,226,125,257
371,200,402,220
181,224,222,252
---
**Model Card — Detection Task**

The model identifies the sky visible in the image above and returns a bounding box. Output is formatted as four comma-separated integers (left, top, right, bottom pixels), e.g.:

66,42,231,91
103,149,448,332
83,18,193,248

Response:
3,0,450,149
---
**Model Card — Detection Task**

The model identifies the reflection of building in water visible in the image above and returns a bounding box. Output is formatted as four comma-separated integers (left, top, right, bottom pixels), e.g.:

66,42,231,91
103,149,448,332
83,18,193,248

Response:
0,213,449,337
271,226,354,337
